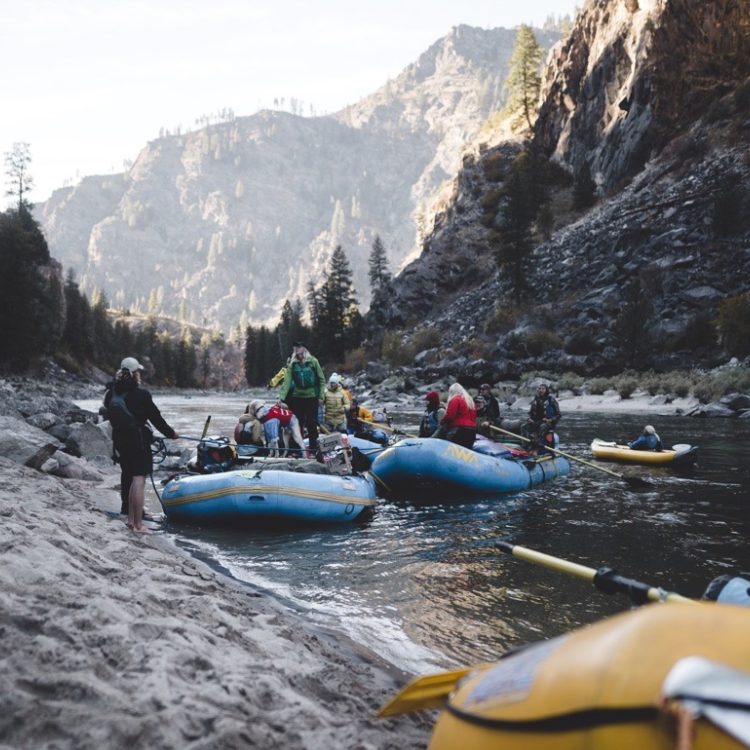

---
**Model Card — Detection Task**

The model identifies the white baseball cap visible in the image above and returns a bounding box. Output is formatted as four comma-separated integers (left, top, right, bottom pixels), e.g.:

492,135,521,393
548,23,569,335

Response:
120,357,144,374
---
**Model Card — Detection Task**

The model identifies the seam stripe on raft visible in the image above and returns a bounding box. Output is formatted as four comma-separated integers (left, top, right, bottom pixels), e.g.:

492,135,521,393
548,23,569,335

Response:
162,484,376,508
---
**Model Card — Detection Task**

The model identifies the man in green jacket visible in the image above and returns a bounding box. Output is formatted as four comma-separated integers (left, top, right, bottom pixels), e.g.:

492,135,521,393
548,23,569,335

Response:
278,342,326,453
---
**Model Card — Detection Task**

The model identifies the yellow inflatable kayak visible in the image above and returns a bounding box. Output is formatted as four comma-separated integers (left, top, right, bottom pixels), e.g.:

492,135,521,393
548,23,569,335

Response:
426,603,750,750
591,438,698,466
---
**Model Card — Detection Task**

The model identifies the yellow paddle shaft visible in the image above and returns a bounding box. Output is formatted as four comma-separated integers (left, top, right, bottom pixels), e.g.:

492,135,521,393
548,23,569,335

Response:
360,418,415,437
502,543,695,605
488,424,640,482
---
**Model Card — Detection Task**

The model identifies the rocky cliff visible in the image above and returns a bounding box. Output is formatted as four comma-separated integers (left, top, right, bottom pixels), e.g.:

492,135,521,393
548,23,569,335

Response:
37,25,558,331
372,0,750,378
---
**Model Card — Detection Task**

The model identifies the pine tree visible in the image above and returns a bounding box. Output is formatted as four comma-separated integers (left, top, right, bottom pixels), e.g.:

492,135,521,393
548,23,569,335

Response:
4,142,35,209
505,25,544,132
495,170,534,304
320,245,359,361
0,207,58,369
368,235,391,294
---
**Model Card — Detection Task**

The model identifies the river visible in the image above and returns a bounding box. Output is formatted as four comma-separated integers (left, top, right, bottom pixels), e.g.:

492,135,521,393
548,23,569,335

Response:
78,391,750,676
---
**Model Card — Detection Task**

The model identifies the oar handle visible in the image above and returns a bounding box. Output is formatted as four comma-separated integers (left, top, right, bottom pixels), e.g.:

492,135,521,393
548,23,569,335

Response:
200,415,211,439
496,542,694,605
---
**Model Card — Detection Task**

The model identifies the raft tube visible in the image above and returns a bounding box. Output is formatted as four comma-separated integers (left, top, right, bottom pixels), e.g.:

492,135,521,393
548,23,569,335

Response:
370,437,569,499
430,602,750,750
160,469,377,525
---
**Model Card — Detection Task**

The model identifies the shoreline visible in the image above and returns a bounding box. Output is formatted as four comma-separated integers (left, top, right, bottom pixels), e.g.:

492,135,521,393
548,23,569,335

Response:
0,457,431,749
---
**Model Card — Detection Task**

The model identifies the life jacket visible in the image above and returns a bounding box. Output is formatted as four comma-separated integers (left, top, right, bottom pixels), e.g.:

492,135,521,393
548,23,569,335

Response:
419,408,440,437
292,360,316,390
261,404,295,426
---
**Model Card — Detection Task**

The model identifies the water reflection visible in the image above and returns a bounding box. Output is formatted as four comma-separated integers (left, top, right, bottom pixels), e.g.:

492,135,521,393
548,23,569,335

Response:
78,392,750,674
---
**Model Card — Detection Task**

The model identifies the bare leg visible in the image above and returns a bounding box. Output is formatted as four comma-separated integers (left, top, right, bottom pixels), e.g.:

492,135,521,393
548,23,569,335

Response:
128,475,151,534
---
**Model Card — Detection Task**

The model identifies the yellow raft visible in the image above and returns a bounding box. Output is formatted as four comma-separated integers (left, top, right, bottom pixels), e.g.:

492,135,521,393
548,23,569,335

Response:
389,604,750,750
591,438,698,467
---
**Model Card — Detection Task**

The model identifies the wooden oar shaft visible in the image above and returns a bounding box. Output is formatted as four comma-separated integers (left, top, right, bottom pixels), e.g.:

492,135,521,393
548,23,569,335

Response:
488,424,637,482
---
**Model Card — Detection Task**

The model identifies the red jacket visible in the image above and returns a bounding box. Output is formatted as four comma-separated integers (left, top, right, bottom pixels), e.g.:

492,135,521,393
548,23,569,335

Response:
442,396,477,429
261,404,295,426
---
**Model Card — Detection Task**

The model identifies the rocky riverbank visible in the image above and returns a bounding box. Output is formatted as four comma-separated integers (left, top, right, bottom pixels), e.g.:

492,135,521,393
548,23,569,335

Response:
0,376,431,749
2,361,749,749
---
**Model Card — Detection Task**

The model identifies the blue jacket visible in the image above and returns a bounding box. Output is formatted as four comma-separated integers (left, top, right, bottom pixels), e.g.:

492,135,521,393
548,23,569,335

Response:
628,433,662,451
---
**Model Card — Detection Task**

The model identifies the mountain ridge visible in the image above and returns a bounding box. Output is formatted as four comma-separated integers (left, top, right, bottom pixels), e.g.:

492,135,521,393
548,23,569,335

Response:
37,24,559,332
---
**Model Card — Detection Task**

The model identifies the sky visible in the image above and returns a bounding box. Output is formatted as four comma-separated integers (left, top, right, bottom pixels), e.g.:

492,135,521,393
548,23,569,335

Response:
1,0,578,204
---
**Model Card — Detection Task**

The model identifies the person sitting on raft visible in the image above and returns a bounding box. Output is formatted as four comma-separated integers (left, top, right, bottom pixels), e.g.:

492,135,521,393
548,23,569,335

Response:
628,425,662,451
526,383,561,454
435,383,477,448
418,390,446,437
234,401,266,447
346,398,389,445
260,401,305,456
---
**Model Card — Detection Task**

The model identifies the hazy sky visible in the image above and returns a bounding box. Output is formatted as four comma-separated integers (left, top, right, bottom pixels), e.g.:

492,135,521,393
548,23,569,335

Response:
2,0,578,204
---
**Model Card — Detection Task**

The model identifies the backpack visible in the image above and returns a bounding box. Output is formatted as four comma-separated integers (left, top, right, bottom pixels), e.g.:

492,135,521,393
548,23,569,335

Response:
197,438,237,473
107,391,138,432
292,361,316,390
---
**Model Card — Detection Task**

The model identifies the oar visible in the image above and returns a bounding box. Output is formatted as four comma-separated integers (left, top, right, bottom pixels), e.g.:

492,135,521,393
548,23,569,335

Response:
378,542,697,719
378,663,491,718
200,415,211,439
496,541,695,605
359,418,416,438
488,424,651,488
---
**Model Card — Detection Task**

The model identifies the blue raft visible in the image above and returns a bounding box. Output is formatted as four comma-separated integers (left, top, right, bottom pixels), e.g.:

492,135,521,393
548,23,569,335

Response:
160,469,377,525
370,437,570,499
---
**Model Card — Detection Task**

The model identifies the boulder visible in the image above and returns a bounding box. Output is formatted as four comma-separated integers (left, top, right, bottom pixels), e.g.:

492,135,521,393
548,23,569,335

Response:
720,393,750,412
44,452,105,481
25,412,59,431
65,421,113,460
0,416,62,467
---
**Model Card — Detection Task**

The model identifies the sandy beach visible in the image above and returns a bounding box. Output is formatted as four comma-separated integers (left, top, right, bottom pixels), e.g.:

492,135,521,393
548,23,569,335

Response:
0,456,431,749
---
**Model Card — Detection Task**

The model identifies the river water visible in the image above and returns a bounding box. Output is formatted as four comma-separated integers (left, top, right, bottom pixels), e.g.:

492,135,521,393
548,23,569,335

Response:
79,391,750,676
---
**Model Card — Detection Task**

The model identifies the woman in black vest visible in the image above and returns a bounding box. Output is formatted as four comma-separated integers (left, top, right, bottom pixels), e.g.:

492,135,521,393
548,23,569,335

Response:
105,357,178,533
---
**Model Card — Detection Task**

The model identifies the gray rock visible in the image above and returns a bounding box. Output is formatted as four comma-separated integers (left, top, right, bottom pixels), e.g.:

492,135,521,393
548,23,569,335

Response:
65,421,113,459
0,416,62,466
47,423,73,442
720,393,750,412
696,403,736,418
26,412,58,431
45,452,105,481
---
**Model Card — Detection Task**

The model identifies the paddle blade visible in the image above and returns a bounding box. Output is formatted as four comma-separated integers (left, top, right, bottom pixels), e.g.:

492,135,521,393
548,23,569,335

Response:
378,665,487,717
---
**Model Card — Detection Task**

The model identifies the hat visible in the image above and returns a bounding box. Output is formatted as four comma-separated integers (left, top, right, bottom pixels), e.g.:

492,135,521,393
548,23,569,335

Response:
644,425,656,435
120,357,144,374
425,390,440,405
292,341,305,348
329,372,341,385
480,383,491,391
